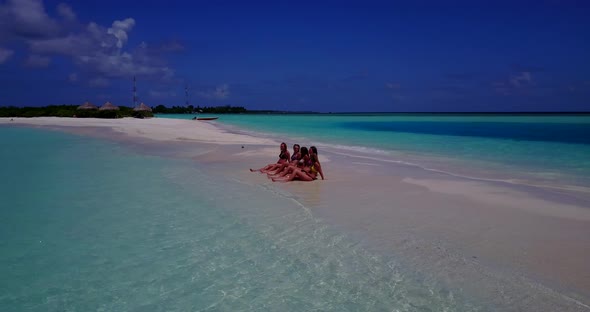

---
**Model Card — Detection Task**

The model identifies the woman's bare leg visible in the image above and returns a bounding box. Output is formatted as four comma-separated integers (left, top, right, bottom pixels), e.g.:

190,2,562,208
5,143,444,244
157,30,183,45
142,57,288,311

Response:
272,169,313,182
273,166,296,178
259,164,278,173
250,164,273,172
257,162,286,173
268,164,294,177
266,163,288,175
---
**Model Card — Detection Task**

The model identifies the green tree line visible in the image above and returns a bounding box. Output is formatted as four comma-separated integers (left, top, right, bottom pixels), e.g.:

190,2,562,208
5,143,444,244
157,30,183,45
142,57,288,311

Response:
0,104,295,118
152,105,247,114
0,105,152,118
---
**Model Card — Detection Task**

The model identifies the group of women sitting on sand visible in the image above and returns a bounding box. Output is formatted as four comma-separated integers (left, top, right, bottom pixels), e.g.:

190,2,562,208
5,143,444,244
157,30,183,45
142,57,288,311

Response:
250,142,325,182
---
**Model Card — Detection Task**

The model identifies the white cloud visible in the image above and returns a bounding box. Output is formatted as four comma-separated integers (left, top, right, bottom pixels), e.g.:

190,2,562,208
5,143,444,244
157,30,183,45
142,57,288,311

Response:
29,34,90,55
0,0,60,39
385,82,401,89
68,72,77,82
493,71,534,95
24,53,50,67
509,71,532,87
198,84,229,99
107,18,135,49
56,3,75,21
27,17,174,79
89,77,110,88
0,47,14,63
0,1,175,80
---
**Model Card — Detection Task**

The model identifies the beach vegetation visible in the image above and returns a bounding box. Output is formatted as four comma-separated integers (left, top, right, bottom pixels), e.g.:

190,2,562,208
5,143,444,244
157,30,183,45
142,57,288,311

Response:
152,105,247,114
150,105,315,114
0,104,318,118
0,105,154,119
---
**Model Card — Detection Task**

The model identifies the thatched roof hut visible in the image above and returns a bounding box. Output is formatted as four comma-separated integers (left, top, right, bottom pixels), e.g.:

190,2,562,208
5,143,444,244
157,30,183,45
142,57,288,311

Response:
133,102,152,112
77,101,98,110
99,101,119,111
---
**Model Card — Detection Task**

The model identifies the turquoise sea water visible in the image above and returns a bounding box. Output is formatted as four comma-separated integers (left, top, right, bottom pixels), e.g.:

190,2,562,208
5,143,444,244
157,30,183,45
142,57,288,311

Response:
166,114,590,192
2,114,589,311
0,127,483,311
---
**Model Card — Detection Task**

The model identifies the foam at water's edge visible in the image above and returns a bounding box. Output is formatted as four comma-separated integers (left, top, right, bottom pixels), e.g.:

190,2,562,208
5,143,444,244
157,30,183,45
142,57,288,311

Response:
210,121,590,196
330,150,590,195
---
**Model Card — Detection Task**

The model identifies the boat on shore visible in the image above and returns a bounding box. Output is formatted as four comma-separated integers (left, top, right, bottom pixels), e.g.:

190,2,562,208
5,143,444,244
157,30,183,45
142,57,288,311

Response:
192,116,219,121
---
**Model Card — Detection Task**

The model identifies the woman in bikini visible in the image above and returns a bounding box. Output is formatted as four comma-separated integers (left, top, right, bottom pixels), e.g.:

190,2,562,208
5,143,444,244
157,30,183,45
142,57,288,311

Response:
266,144,301,177
267,146,309,179
259,143,299,174
250,142,290,173
290,144,301,163
272,146,324,182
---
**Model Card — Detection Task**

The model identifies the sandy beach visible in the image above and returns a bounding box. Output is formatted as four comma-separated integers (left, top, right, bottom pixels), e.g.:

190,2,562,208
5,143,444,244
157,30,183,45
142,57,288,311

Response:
2,117,589,311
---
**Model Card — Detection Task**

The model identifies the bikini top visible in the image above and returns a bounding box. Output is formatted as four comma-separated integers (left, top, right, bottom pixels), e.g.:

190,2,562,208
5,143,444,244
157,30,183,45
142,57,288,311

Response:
291,153,300,161
279,151,288,160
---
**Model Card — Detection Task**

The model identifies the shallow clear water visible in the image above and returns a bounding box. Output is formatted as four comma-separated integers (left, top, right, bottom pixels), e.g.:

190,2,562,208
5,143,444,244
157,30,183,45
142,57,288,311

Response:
0,127,484,311
164,113,590,191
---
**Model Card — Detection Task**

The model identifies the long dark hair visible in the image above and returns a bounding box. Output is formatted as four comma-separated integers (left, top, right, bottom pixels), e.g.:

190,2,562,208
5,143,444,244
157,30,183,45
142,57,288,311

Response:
279,142,287,157
300,146,308,158
309,146,318,162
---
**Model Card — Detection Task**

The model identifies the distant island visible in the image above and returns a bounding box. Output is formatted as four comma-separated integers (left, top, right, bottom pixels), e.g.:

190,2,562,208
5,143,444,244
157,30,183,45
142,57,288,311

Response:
0,104,150,118
3,105,585,119
0,105,251,118
0,104,321,118
152,105,247,114
152,105,317,115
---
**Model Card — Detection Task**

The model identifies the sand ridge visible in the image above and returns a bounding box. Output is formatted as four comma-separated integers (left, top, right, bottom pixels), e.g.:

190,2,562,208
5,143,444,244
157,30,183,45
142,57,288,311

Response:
0,117,278,145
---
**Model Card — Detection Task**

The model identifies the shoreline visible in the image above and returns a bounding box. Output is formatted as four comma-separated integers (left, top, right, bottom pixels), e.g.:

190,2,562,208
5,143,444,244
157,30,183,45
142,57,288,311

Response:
2,117,589,310
0,116,278,145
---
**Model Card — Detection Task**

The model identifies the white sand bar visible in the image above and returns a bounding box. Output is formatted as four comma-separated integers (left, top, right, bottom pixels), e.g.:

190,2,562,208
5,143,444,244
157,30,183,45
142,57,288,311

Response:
0,117,277,145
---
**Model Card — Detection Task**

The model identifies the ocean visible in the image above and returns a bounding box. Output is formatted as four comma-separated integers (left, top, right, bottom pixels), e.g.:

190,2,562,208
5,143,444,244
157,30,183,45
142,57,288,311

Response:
165,113,590,193
1,114,589,311
0,126,479,311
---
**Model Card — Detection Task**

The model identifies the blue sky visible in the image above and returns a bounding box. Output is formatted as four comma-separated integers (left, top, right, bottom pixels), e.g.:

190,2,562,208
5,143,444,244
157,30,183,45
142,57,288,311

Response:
0,0,589,112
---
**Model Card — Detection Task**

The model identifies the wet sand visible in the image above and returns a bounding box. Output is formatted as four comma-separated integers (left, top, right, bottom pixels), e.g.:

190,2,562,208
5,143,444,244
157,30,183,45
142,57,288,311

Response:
225,145,590,311
2,117,589,311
